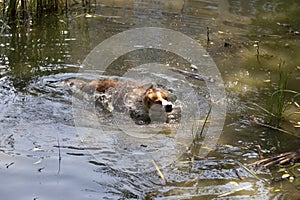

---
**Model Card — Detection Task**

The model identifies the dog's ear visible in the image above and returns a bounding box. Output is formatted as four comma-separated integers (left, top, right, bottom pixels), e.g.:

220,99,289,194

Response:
145,84,154,91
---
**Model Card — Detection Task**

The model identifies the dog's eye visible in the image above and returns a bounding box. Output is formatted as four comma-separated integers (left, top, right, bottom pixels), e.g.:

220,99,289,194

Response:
150,97,158,102
155,100,162,105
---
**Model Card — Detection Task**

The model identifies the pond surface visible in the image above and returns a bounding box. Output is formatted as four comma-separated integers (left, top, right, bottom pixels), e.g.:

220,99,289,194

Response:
0,0,300,199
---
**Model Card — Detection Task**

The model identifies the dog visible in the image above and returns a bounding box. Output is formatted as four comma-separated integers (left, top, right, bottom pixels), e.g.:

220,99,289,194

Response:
65,78,173,124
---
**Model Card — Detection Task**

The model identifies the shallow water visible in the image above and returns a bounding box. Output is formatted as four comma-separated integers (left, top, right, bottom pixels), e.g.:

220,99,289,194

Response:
0,0,300,199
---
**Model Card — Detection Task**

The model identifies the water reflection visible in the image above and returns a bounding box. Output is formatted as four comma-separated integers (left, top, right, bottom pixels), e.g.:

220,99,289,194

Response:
0,0,299,199
0,16,76,91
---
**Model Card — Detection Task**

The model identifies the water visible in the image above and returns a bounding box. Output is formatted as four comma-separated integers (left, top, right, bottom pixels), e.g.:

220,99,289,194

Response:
0,0,300,199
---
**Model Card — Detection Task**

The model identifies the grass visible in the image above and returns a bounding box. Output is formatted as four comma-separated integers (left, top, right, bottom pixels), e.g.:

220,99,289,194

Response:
262,60,299,128
193,105,212,143
252,60,299,135
267,60,288,126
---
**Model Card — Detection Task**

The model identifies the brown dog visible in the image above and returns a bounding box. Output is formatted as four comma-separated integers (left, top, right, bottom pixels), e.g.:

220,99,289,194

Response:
66,78,173,124
66,78,118,94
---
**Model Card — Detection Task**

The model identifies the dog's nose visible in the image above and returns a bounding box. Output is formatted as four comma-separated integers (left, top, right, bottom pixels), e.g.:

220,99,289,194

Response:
165,104,173,112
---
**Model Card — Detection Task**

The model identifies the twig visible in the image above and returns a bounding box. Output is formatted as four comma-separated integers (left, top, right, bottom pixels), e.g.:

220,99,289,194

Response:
207,27,210,43
249,151,300,168
255,145,264,159
169,68,213,82
5,162,14,168
218,185,251,198
254,41,260,63
235,161,260,180
233,168,244,180
53,145,102,150
250,115,292,134
57,135,61,175
252,103,277,118
198,105,212,138
152,160,167,185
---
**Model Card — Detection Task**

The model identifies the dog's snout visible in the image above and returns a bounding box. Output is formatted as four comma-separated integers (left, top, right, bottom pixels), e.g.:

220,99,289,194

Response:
165,104,173,112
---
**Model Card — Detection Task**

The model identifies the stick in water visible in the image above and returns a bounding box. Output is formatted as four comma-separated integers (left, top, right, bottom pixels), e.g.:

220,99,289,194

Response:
152,160,167,185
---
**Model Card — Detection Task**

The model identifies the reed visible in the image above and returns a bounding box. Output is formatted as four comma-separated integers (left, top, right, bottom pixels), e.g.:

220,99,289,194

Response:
2,0,57,22
267,60,287,126
266,60,299,128
0,0,92,23
193,105,212,143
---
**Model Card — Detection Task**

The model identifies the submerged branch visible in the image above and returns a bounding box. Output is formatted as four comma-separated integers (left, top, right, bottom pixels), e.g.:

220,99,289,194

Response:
152,160,167,185
250,115,292,134
249,150,300,168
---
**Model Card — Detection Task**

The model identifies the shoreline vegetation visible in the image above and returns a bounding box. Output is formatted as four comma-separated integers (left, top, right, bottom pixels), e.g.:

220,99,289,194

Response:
1,0,94,25
2,0,66,19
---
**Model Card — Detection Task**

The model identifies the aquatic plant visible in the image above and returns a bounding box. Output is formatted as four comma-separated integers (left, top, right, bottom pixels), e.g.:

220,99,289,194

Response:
2,0,58,20
0,0,92,24
266,60,299,128
267,60,288,126
253,60,299,134
193,105,211,142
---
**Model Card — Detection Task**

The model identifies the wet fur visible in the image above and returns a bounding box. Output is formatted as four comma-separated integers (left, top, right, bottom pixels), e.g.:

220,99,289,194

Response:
66,78,173,124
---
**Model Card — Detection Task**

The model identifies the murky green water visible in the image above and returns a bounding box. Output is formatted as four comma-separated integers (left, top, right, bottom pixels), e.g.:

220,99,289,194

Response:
0,0,299,199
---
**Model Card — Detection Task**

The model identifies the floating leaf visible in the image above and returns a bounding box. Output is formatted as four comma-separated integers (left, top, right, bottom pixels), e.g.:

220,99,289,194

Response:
33,158,43,165
281,173,290,179
85,14,94,18
32,147,43,152
278,168,286,172
59,19,66,24
200,146,213,150
218,186,251,197
224,144,233,148
229,181,239,186
190,64,198,70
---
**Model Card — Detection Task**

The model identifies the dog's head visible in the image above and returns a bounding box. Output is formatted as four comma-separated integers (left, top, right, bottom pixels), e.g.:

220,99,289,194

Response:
143,85,173,112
